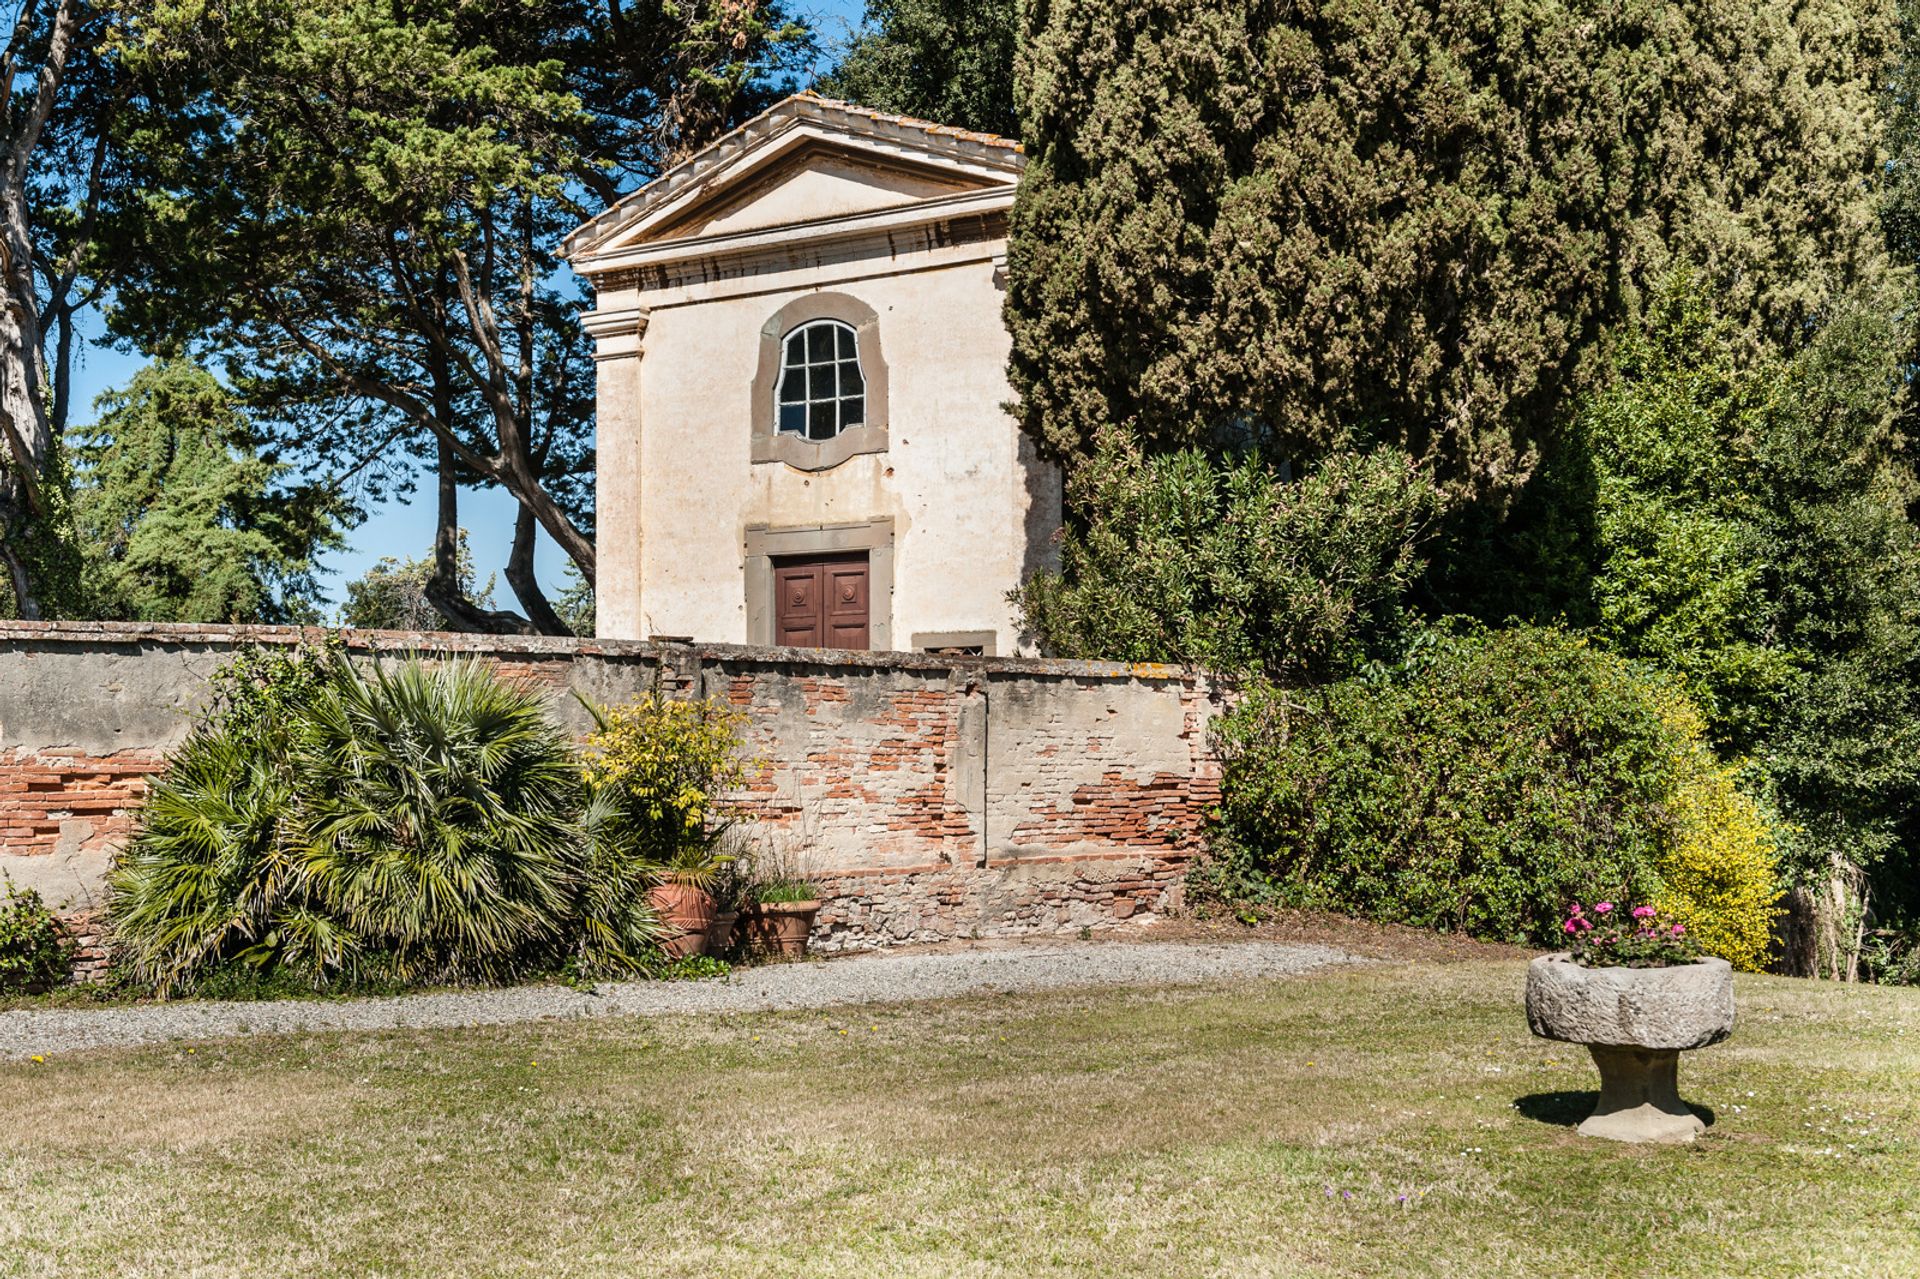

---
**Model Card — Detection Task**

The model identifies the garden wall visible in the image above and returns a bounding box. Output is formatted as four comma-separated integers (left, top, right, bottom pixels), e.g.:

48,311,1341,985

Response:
0,622,1220,958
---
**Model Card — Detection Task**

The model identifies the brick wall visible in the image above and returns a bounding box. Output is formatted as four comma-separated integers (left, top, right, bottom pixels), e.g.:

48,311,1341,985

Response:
0,621,1221,962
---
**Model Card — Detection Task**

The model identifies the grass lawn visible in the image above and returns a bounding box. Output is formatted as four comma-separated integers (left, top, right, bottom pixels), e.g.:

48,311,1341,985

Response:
3,958,1916,1277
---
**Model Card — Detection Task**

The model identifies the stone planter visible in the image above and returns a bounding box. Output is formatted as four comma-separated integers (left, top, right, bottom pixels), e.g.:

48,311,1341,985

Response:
1525,952,1735,1144
648,883,717,960
741,900,821,959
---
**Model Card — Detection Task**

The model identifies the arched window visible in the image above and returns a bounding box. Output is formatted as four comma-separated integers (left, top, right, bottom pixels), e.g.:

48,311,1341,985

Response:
776,319,866,441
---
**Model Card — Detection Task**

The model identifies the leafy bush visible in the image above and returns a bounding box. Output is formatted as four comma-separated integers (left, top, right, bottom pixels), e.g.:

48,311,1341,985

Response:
0,877,70,993
1015,438,1442,680
1207,626,1718,945
1656,739,1785,973
580,693,754,868
112,649,592,992
572,694,754,974
1442,278,1920,971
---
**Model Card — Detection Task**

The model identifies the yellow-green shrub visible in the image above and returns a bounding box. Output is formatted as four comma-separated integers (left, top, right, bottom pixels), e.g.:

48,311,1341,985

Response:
1656,755,1784,972
579,695,754,853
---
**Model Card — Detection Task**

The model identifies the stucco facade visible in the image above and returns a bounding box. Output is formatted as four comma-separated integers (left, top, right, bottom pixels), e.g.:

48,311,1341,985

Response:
565,94,1061,655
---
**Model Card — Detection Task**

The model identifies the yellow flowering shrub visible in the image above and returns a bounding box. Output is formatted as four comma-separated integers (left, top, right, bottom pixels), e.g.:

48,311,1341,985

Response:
1650,688,1784,972
580,695,754,854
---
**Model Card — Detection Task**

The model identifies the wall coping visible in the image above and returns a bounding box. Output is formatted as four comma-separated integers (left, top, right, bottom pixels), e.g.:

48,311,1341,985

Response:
0,620,1208,687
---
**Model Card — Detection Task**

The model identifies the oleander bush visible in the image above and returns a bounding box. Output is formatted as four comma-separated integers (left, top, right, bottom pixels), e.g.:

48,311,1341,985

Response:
0,876,70,993
1204,625,1780,951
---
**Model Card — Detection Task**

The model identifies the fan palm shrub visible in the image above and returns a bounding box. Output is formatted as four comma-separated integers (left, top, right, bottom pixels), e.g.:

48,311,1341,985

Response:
109,644,335,994
294,658,585,984
112,648,596,992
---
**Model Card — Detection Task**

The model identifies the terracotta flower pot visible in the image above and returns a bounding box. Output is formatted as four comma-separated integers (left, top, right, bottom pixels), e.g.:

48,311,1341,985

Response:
648,883,717,959
742,900,822,959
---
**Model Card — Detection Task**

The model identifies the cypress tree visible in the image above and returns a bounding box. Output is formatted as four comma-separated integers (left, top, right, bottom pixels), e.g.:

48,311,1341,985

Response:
1009,0,1899,497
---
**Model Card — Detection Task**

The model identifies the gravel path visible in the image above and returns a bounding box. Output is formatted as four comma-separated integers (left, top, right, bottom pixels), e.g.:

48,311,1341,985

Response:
0,940,1359,1060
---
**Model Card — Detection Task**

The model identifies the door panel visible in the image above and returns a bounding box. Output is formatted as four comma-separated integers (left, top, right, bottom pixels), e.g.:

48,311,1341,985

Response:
774,563,823,647
825,563,870,649
772,552,870,650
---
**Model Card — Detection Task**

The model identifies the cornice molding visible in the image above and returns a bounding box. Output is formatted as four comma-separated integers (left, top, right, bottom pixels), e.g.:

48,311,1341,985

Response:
562,92,1023,262
576,185,1014,280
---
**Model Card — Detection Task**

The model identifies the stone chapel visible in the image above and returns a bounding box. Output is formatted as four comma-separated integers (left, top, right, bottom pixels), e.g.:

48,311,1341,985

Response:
564,93,1062,655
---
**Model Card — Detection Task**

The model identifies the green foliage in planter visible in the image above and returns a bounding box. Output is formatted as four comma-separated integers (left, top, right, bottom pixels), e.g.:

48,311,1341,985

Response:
1203,626,1716,945
111,648,592,992
754,880,820,905
0,877,70,994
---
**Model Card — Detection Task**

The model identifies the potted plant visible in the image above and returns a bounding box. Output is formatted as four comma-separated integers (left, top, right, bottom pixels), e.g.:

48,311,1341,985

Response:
1526,902,1734,1143
741,877,823,959
704,847,752,958
577,691,757,966
648,844,725,959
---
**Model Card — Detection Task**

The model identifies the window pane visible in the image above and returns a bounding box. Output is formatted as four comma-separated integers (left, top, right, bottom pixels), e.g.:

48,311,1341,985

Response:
779,402,807,435
779,364,806,402
809,365,835,399
785,330,807,363
837,325,856,358
841,395,865,429
808,324,836,363
808,400,837,440
839,358,865,396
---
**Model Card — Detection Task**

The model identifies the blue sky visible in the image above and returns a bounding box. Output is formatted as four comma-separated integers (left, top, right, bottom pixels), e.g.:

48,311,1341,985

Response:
65,0,870,621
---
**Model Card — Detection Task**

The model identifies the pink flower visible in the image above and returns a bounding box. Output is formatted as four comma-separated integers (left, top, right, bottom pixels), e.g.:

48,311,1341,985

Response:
1564,919,1579,934
1568,904,1584,916
1671,923,1686,937
1594,902,1614,915
1632,905,1657,919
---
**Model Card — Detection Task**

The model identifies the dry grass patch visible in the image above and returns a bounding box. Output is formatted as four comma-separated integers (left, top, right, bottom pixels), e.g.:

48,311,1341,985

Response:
3,961,1917,1277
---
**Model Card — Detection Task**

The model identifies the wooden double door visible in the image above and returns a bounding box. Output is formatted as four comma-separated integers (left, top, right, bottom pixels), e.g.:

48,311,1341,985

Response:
773,552,870,649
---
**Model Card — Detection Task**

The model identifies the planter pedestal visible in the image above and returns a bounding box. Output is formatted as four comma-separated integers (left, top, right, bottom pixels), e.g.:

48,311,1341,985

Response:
1580,1045,1706,1144
1526,953,1734,1144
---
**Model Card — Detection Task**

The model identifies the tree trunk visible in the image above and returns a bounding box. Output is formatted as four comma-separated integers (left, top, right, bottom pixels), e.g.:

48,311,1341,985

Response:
0,0,82,621
424,440,537,636
504,504,570,635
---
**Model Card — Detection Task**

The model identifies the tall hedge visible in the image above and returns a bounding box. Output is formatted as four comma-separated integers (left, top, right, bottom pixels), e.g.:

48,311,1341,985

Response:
1009,0,1898,497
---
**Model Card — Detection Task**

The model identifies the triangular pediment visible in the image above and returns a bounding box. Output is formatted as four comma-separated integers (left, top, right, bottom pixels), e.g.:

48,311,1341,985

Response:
564,94,1023,265
650,142,992,242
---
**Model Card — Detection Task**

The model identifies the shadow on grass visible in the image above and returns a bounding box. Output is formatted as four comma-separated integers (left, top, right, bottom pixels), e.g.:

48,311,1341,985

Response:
1514,1091,1716,1129
1515,1091,1595,1126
